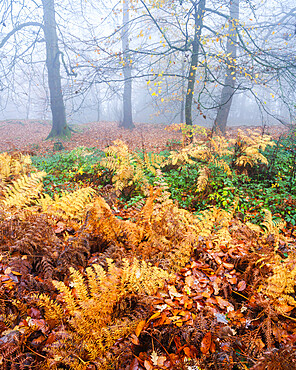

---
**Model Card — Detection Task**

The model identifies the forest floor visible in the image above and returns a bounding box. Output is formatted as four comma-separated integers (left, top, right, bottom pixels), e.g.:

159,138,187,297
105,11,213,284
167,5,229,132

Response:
0,119,287,154
1,119,295,370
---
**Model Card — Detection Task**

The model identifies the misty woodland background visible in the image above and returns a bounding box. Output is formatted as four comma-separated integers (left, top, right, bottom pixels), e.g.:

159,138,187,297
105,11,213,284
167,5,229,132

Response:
0,1,296,370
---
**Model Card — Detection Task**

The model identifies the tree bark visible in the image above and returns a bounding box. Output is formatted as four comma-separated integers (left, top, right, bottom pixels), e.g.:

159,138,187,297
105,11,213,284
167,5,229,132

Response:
180,57,186,123
42,0,70,139
185,0,206,126
97,101,100,122
213,0,239,134
121,0,134,129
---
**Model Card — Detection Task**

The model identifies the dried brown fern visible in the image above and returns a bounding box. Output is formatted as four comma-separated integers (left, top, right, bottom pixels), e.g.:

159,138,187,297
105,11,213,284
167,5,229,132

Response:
164,136,232,196
247,209,286,250
0,210,64,283
143,152,166,175
251,346,296,370
87,196,142,248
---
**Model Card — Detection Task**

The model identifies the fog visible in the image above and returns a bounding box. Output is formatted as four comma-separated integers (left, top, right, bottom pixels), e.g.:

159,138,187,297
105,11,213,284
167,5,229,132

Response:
0,0,295,132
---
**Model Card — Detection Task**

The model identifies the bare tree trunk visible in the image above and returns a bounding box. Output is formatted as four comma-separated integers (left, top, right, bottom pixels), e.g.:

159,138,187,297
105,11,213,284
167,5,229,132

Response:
42,0,70,139
26,76,32,120
97,101,100,122
180,57,186,123
95,83,101,122
185,0,206,126
121,0,134,129
213,0,239,134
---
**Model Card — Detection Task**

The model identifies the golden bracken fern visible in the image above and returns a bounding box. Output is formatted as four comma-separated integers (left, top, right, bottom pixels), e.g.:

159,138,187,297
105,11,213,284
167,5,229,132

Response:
38,258,171,369
0,152,33,184
231,129,275,173
1,171,46,209
37,187,96,223
261,254,296,314
100,140,149,195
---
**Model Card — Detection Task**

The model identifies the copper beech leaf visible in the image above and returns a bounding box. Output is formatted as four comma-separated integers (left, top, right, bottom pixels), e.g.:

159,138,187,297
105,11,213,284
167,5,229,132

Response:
215,296,234,310
210,338,216,353
144,360,153,370
135,320,146,337
237,280,246,291
129,358,140,370
200,332,212,354
147,312,161,323
183,346,191,357
130,334,140,345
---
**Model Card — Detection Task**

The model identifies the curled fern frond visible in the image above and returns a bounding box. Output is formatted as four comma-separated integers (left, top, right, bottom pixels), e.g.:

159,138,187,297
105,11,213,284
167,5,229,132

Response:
261,209,285,235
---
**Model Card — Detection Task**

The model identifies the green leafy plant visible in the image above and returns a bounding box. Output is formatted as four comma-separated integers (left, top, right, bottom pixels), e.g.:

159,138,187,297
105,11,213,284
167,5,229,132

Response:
32,147,104,195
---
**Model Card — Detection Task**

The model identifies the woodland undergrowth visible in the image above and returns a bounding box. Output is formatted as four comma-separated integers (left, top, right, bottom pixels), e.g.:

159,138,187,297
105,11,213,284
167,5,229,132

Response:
0,128,296,370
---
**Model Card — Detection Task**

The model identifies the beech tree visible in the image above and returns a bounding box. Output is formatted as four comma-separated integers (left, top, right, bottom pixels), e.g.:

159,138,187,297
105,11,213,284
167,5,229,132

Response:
213,0,239,134
0,0,70,138
184,0,206,126
138,0,296,131
42,0,70,138
121,0,135,129
138,0,207,127
1,0,295,131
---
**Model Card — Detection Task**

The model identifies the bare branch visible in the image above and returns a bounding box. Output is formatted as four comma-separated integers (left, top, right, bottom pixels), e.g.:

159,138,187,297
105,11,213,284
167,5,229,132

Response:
0,21,44,49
